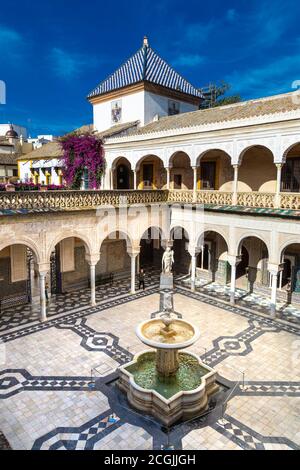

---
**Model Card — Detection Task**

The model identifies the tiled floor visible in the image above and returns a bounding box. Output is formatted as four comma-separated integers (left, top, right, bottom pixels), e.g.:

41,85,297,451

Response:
0,277,299,450
180,276,300,324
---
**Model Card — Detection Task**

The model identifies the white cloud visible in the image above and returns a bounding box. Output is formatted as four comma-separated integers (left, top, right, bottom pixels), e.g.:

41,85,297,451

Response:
172,54,205,67
49,47,98,79
226,53,300,97
0,24,24,64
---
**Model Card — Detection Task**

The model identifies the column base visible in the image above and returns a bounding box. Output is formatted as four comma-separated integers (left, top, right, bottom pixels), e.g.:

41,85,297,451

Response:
270,304,276,317
230,292,235,305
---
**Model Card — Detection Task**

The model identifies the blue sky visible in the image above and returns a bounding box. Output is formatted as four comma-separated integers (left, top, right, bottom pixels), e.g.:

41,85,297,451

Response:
1,0,300,136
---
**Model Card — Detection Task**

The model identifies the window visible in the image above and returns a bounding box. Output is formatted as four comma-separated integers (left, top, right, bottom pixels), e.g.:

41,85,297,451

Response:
281,157,300,192
168,100,180,116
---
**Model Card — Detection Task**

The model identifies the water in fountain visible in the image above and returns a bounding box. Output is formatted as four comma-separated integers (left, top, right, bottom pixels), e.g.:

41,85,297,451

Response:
126,351,209,399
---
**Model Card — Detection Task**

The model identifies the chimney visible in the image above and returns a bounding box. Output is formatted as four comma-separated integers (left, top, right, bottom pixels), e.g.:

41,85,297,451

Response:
143,36,149,47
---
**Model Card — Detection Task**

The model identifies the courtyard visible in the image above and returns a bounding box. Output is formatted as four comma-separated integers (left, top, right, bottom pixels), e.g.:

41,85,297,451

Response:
0,276,299,451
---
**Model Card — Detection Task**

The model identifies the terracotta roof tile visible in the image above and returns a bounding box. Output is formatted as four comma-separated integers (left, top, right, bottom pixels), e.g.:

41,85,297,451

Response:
121,92,300,137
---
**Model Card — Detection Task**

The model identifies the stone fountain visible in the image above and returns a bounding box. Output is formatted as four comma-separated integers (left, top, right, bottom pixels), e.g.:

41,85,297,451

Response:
118,244,219,426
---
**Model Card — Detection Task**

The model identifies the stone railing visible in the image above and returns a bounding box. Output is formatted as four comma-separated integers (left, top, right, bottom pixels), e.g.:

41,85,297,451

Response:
279,192,300,210
236,192,276,209
0,189,300,212
167,190,233,205
0,190,168,211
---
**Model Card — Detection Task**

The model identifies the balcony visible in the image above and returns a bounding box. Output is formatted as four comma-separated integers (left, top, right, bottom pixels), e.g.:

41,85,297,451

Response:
0,189,300,214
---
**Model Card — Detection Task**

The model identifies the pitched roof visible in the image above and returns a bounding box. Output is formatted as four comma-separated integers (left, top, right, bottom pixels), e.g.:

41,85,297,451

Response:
17,121,139,160
88,39,202,100
0,153,18,165
118,92,300,138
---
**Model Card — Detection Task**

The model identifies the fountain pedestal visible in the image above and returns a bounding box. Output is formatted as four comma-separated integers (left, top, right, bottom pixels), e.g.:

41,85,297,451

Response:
156,349,179,376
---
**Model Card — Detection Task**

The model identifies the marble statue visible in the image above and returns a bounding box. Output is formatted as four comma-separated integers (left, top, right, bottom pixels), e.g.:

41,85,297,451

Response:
162,246,174,274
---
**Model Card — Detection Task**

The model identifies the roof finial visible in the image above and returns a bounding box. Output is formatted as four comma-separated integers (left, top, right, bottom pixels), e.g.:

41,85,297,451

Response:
143,36,149,48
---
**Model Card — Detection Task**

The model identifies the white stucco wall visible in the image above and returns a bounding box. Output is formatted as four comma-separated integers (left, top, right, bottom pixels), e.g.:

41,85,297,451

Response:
144,91,198,124
93,90,199,132
93,91,145,132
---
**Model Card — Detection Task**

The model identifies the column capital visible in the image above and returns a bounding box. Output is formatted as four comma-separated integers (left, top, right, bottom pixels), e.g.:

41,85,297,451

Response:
127,248,140,258
227,254,242,266
188,246,201,257
275,162,283,169
37,263,50,275
85,253,100,266
267,262,284,275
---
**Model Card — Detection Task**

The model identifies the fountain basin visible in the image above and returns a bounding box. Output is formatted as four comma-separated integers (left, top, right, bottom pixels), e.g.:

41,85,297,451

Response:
118,350,219,427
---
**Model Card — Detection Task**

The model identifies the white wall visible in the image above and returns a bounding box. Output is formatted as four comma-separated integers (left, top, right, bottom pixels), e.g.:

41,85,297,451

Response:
93,91,145,132
144,91,198,124
93,90,199,132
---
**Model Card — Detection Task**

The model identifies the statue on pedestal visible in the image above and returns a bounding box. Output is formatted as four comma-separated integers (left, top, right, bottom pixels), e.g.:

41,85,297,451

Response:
162,246,174,274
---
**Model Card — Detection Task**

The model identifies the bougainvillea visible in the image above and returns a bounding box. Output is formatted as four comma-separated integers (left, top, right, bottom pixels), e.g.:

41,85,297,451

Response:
59,133,105,189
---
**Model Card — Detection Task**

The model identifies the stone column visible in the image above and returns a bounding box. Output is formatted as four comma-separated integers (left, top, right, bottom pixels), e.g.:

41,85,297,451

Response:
275,163,283,208
110,169,114,190
192,166,197,201
90,264,96,306
86,254,100,307
133,170,137,190
232,164,239,205
189,247,200,292
270,272,278,316
227,255,242,305
268,263,284,317
39,272,47,322
128,249,140,294
166,167,171,190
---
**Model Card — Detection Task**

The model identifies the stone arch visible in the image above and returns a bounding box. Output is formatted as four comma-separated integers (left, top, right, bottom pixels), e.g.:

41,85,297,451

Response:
139,225,165,268
237,145,276,192
195,226,229,250
195,229,229,283
134,154,166,189
279,238,300,261
168,151,193,189
46,232,93,262
282,141,300,162
195,149,233,191
196,148,232,166
0,237,42,264
111,156,133,190
170,224,190,274
99,229,134,253
238,144,275,165
281,142,300,192
236,234,270,289
236,233,270,257
138,224,169,246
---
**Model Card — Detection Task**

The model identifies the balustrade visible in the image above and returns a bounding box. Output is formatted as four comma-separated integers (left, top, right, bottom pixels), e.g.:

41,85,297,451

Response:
0,189,299,212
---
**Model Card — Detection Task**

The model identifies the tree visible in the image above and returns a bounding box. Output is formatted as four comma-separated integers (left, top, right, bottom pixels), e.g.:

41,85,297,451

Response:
59,132,105,190
200,81,241,108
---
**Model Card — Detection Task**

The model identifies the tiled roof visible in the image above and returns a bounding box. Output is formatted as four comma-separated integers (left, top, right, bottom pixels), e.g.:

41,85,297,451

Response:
17,121,139,160
19,141,62,160
97,121,139,138
88,41,202,99
120,92,300,137
0,153,18,165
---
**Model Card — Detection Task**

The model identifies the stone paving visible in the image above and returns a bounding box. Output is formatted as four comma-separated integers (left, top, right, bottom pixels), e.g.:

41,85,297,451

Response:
180,276,300,324
0,276,299,450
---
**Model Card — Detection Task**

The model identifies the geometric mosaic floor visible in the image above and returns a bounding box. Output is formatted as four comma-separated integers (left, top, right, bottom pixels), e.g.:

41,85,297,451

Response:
180,276,300,325
0,279,299,450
